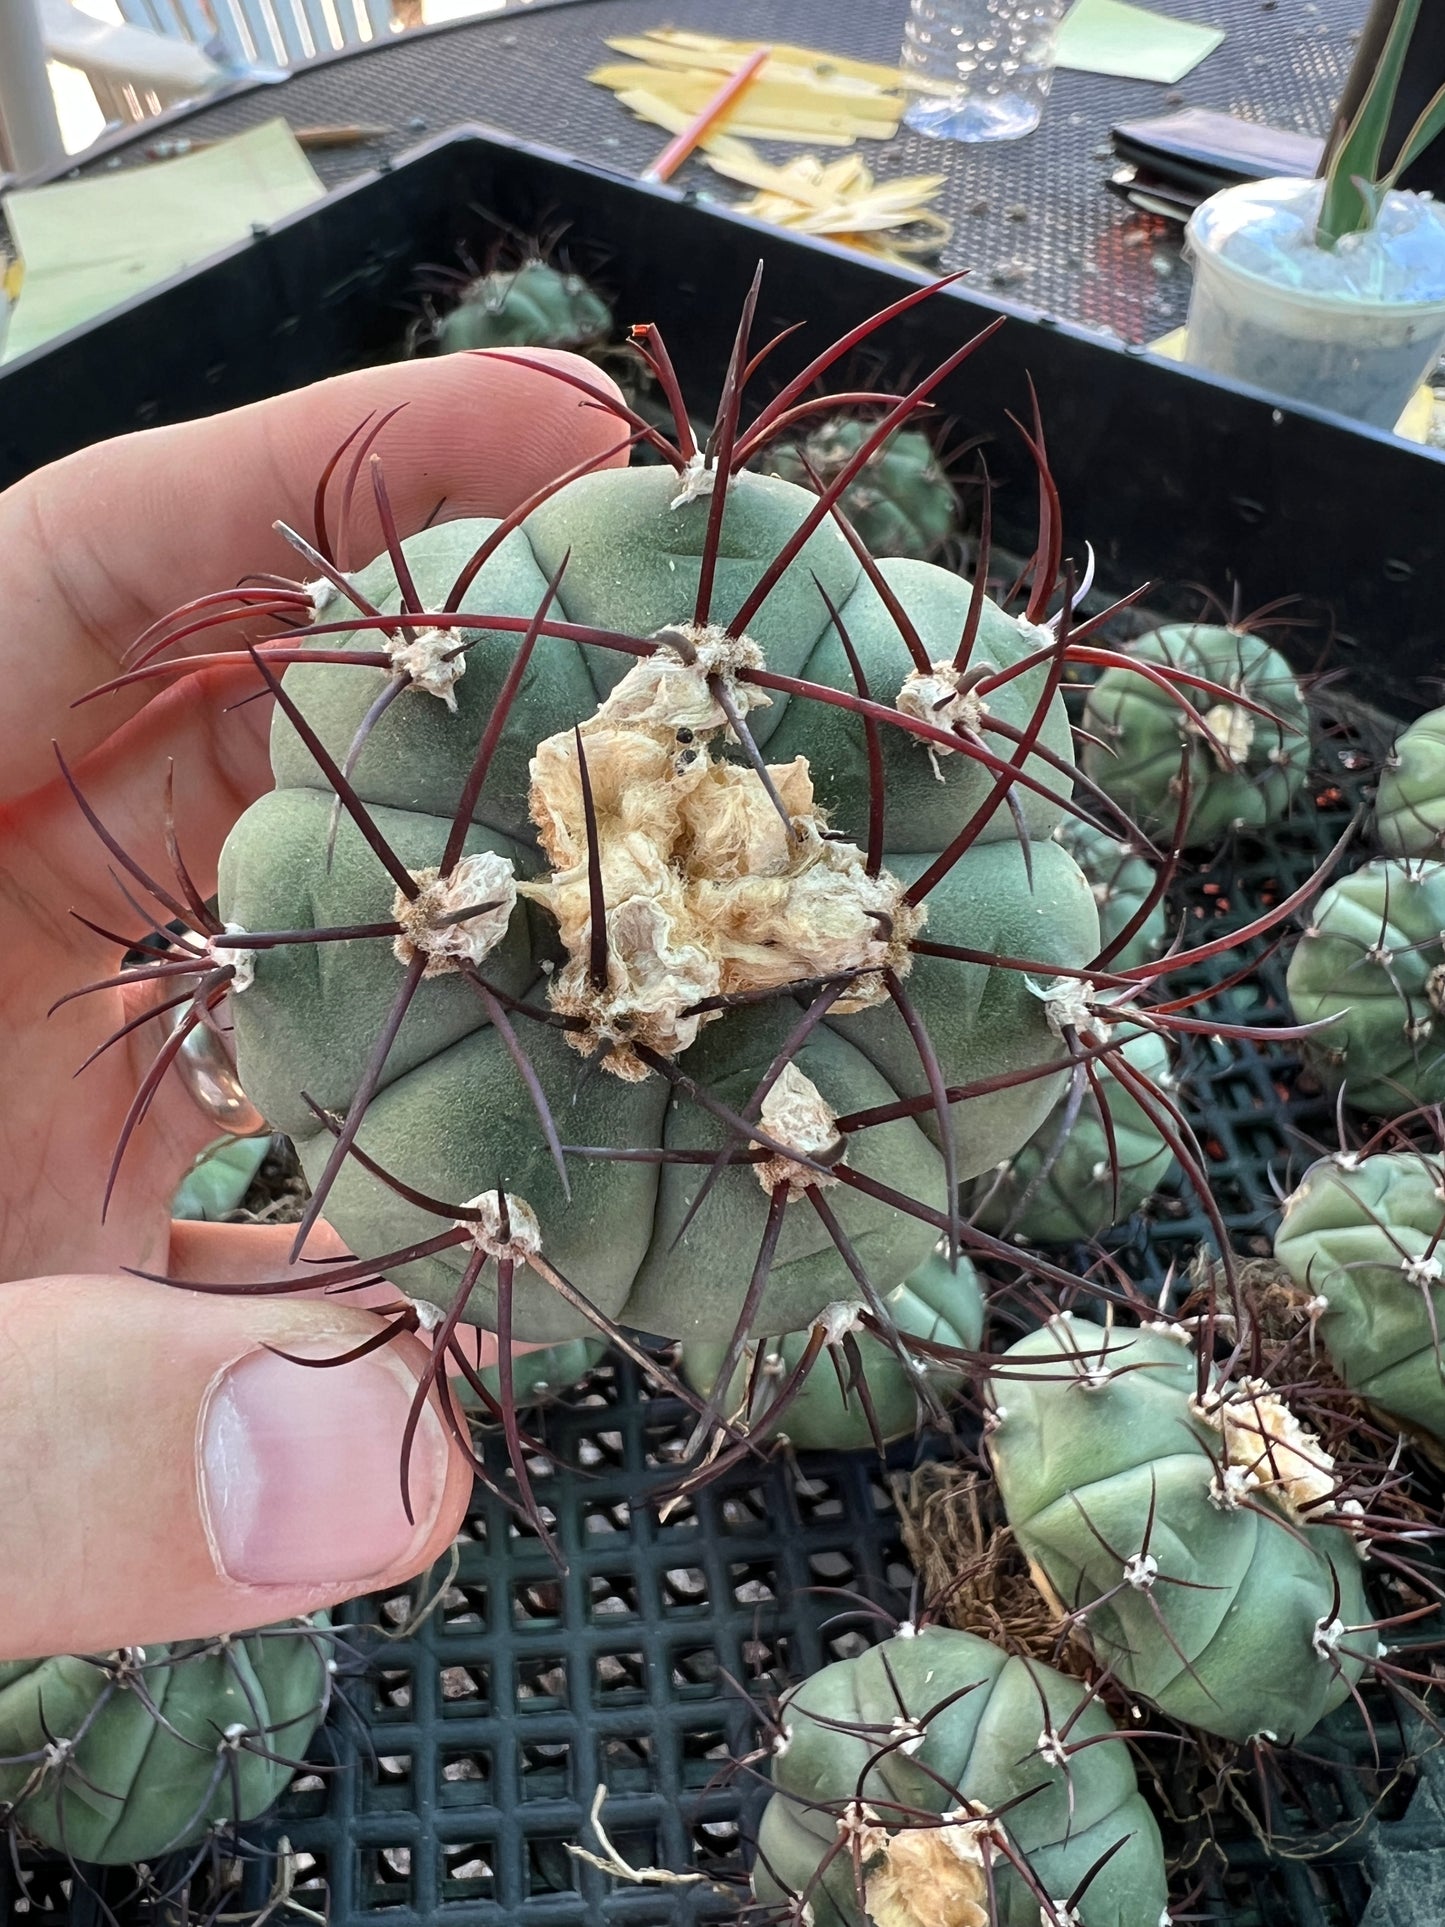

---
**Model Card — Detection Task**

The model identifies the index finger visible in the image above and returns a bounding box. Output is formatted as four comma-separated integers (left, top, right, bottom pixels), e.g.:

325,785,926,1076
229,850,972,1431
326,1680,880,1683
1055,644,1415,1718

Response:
0,351,628,803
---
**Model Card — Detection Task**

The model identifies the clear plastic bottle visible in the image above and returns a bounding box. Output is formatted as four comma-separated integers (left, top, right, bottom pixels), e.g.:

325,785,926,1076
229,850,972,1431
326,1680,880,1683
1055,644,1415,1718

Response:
901,0,1067,143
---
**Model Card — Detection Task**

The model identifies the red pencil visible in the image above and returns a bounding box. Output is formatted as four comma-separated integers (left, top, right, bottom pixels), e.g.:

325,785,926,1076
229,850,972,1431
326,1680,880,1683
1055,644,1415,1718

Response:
640,44,773,184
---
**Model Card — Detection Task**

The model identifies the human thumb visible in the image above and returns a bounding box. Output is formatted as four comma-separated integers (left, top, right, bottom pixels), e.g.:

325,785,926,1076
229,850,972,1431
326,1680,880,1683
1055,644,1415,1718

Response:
0,1274,472,1660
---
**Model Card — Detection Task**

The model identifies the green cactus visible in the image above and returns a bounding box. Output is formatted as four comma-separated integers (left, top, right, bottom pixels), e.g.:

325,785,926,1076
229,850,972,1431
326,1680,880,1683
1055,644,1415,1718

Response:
0,1621,331,1865
1286,857,1445,1114
425,260,612,357
216,451,1103,1346
763,416,960,561
987,1316,1372,1744
170,1133,271,1221
965,1026,1176,1244
679,1247,981,1450
472,1336,607,1409
752,1624,1169,1927
1081,626,1309,847
1275,1150,1445,1458
1374,705,1445,859
1054,817,1167,971
83,293,1289,1530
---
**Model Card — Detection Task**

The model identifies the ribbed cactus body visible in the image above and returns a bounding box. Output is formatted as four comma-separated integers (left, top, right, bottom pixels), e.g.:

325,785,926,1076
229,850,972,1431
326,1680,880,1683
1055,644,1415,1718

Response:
430,261,612,355
1276,1151,1445,1456
219,465,1100,1344
1375,705,1445,859
988,1318,1371,1744
1286,858,1445,1114
0,1623,330,1865
966,1026,1175,1243
1055,817,1166,971
680,1247,981,1449
764,417,959,560
1082,626,1308,847
753,1625,1168,1927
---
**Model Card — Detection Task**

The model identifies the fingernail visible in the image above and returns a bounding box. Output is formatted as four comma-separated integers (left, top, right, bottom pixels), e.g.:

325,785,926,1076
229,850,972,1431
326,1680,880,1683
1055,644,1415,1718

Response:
199,1338,447,1587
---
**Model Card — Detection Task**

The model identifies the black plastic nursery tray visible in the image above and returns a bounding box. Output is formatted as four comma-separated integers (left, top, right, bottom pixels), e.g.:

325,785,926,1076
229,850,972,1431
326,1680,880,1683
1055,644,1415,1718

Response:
3,131,1444,1927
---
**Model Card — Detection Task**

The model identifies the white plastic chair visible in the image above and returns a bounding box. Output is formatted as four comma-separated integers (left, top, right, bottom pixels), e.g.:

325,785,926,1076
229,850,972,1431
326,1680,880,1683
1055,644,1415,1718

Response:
40,0,222,132
116,0,396,73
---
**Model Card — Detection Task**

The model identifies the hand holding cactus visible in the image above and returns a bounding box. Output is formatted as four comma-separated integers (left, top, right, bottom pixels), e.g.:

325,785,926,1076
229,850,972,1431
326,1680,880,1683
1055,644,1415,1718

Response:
0,351,622,1659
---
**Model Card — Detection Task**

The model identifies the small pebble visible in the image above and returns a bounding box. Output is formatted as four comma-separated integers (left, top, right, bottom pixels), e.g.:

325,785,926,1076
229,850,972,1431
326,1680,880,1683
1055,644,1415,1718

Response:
1150,254,1173,278
406,116,427,132
989,260,1033,287
968,196,990,216
1164,90,1184,106
1005,202,1028,222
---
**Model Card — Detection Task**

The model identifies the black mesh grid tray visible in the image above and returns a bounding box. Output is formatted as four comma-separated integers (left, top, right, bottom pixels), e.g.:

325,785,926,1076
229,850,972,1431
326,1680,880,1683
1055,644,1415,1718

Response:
3,129,1444,1927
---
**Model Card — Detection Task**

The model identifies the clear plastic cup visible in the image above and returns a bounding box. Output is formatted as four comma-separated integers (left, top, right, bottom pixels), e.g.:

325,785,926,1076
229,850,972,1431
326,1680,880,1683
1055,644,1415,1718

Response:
1185,178,1445,431
901,0,1068,144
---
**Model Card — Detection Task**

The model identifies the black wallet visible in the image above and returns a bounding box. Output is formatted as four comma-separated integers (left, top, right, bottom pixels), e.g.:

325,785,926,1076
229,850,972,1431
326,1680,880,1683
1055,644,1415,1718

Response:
1107,108,1324,222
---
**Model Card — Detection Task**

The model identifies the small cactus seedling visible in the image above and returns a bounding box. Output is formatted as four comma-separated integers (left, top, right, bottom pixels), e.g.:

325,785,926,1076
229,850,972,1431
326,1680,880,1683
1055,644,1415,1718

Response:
0,1621,331,1866
418,258,613,357
1287,857,1445,1114
66,274,1335,1530
1054,817,1167,972
680,1246,981,1451
987,1316,1375,1744
751,1624,1169,1927
1081,625,1309,847
1374,704,1445,859
762,415,961,561
965,1026,1176,1244
1275,1149,1445,1459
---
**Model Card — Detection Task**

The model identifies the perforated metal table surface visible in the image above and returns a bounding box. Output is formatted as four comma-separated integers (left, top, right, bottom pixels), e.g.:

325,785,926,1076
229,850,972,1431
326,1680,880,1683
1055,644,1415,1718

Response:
57,0,1370,344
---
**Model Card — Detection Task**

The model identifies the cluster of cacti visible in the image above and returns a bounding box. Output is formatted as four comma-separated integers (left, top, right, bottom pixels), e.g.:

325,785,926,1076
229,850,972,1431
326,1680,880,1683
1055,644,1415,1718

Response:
1374,703,1445,858
1082,625,1309,846
761,414,961,561
59,274,1414,1910
753,1625,1169,1927
1275,1149,1445,1457
0,1622,331,1864
964,1025,1176,1244
987,1316,1373,1744
1286,857,1445,1113
680,1246,980,1450
415,258,613,357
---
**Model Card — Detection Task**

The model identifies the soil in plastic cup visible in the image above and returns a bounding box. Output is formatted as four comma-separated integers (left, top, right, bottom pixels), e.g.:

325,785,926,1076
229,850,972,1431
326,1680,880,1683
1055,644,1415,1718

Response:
1185,183,1445,432
901,0,1067,143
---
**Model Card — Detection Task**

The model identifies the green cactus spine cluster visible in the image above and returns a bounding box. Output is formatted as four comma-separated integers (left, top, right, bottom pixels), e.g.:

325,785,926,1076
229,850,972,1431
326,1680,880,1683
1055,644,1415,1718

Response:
987,1316,1372,1744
